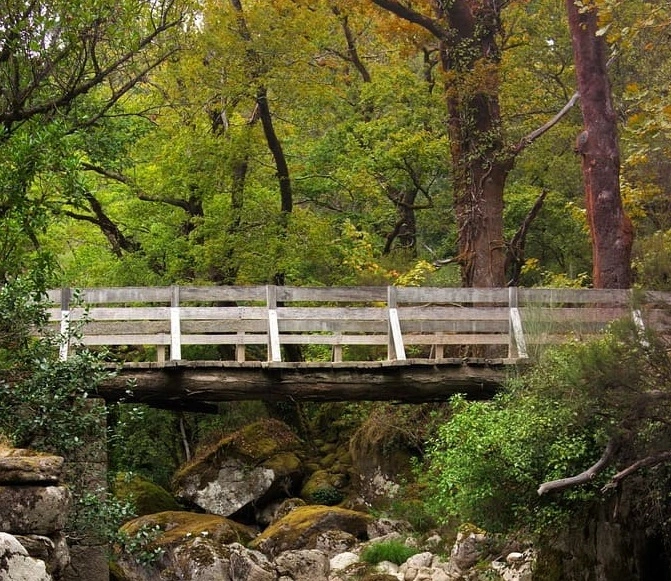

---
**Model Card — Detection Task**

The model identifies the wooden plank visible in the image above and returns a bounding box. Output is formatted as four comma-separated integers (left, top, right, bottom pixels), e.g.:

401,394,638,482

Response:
275,307,387,320
180,285,267,303
509,307,528,359
83,321,171,334
388,307,406,360
79,287,173,304
403,333,509,345
170,306,181,361
396,286,509,304
397,306,510,320
181,334,269,345
276,286,388,303
268,311,281,362
400,320,509,333
69,307,172,321
78,334,172,345
59,310,70,361
179,306,269,320
518,288,631,305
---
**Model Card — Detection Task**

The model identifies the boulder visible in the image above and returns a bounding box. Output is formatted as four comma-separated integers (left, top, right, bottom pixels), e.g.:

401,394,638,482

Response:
249,505,372,558
0,448,64,485
112,472,181,517
173,420,304,518
15,533,69,578
491,549,536,581
314,530,357,557
349,419,415,506
0,532,52,581
445,528,492,576
256,498,306,527
114,512,261,581
300,470,344,506
275,549,329,581
0,485,70,535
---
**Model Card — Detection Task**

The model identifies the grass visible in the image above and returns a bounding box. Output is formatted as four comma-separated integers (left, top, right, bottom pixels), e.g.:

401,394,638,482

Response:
360,539,419,565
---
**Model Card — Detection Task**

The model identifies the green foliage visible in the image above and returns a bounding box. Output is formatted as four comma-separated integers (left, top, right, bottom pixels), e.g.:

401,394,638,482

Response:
309,486,345,506
117,523,165,566
70,488,137,545
0,278,111,454
108,405,184,489
422,321,671,535
360,540,419,565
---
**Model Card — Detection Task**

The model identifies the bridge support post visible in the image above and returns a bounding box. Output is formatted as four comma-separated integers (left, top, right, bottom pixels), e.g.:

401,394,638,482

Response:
387,287,406,361
170,285,182,361
508,286,528,359
266,285,282,362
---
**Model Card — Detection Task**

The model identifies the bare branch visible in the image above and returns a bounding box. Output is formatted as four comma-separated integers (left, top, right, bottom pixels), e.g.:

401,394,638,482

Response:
602,450,671,492
538,438,617,495
512,92,580,156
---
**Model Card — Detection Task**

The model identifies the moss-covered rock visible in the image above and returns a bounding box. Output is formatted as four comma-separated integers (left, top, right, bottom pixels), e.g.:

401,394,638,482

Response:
114,513,265,581
112,473,180,518
119,511,256,548
300,470,344,506
172,419,305,518
249,505,372,557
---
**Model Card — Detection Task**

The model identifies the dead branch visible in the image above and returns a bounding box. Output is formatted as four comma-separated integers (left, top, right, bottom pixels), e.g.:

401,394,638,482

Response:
602,450,671,493
512,92,580,155
537,438,617,495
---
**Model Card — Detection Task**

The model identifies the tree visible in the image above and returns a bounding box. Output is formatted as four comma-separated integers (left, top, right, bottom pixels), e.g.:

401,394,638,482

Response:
566,0,633,288
0,0,189,275
368,1,584,287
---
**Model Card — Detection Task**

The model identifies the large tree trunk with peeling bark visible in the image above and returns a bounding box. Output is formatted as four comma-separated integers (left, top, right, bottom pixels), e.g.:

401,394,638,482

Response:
566,0,633,288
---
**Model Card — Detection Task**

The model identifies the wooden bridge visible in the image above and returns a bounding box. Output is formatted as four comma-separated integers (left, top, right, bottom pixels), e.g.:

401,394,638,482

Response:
46,286,671,409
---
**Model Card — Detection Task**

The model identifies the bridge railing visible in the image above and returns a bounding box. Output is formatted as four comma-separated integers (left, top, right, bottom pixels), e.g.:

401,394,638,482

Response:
45,286,670,364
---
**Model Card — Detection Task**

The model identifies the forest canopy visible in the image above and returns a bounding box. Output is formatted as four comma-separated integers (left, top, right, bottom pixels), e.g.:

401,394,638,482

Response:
0,0,668,291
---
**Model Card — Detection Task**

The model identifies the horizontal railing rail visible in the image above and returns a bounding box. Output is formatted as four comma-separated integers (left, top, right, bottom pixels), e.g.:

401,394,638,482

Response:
45,286,671,364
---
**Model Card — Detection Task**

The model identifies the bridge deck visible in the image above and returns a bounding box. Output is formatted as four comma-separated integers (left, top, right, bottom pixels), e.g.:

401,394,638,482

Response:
45,285,671,407
100,358,515,410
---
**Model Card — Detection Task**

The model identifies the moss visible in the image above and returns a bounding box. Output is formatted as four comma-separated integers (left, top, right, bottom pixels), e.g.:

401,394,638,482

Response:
173,419,301,484
249,505,372,556
262,451,302,475
112,472,180,517
300,469,343,505
120,511,256,550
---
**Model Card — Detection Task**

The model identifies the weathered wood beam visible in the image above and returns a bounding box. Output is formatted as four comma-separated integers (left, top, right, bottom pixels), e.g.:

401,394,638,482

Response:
97,359,516,406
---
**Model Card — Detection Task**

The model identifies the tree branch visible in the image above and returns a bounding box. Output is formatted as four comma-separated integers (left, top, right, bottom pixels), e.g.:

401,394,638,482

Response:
538,438,618,495
512,92,579,155
369,0,449,39
602,450,671,493
506,189,547,285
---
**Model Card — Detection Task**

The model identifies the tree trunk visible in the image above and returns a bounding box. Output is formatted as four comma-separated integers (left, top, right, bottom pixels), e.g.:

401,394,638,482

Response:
372,0,510,287
566,0,633,288
438,1,510,287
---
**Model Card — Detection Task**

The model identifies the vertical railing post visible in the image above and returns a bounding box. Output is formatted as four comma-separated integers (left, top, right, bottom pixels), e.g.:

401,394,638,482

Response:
631,289,649,349
267,285,282,362
59,287,71,361
170,285,182,361
508,286,528,359
387,286,406,361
